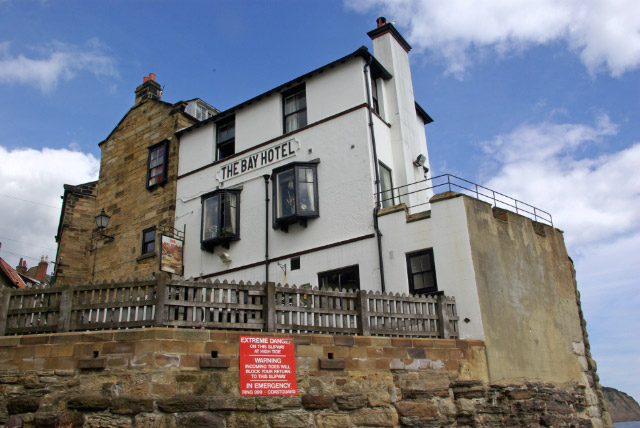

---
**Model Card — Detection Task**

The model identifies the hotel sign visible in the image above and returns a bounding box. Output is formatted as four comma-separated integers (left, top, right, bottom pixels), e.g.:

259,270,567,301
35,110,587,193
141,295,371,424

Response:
239,336,297,396
217,139,299,182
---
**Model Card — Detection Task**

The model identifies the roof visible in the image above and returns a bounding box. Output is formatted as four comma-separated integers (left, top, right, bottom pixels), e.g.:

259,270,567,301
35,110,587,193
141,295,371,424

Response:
415,102,434,124
176,46,393,137
367,22,412,53
0,257,26,289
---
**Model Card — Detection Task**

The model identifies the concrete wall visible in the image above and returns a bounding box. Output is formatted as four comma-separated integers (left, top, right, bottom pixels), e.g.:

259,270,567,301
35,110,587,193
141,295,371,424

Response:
0,328,607,427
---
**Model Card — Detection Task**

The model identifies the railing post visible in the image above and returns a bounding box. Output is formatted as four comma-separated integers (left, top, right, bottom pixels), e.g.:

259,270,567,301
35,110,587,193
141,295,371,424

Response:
0,288,12,336
155,273,167,327
57,285,71,333
357,290,371,336
437,295,452,339
265,282,276,332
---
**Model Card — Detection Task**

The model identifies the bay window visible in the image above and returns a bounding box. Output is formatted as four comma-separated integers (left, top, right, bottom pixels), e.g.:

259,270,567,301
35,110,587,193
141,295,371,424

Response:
272,161,319,232
201,189,240,252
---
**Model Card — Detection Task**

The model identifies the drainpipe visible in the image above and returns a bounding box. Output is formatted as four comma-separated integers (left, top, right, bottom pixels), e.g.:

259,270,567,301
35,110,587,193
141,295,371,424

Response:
364,57,386,293
263,175,270,285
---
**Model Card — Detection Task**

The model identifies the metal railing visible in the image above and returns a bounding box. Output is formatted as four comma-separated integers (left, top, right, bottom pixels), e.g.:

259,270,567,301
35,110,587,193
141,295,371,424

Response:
0,276,459,339
377,173,553,226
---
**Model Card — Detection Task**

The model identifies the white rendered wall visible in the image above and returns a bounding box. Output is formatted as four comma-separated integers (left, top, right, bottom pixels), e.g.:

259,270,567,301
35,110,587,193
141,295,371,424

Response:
377,195,485,341
178,125,215,175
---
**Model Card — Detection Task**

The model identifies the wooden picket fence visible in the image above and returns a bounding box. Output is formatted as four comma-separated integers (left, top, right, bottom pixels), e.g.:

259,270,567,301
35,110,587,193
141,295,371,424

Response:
0,276,458,339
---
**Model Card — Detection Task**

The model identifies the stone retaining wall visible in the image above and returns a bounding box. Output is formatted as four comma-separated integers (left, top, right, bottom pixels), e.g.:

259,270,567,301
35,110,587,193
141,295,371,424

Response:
0,328,600,427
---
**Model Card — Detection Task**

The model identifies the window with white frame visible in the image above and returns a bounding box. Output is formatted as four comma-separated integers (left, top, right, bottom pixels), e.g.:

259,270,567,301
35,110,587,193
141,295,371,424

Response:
216,116,235,160
272,161,318,232
147,140,169,189
201,189,240,252
283,86,307,133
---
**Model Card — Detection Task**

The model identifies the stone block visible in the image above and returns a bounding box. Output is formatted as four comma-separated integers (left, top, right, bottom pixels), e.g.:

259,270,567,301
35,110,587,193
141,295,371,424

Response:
319,358,345,370
176,412,224,428
301,394,334,410
159,340,188,354
354,336,372,346
102,341,135,355
370,337,391,347
157,395,208,413
78,358,106,370
349,347,368,358
367,390,391,407
199,357,230,369
433,339,457,348
49,333,81,344
334,336,355,347
391,337,413,347
335,394,367,410
268,410,313,428
151,383,175,397
296,345,324,358
407,347,426,359
131,353,153,367
412,338,434,348
43,357,75,370
20,335,50,345
0,337,21,347
395,401,438,417
205,342,237,356
291,334,312,345
155,353,180,367
50,344,74,358
173,329,209,341
323,346,350,358
84,414,132,428
107,357,129,368
311,335,333,345
179,354,199,368
7,395,40,413
209,396,255,411
187,341,206,354
350,409,399,427
110,397,154,415
67,395,110,411
81,332,113,342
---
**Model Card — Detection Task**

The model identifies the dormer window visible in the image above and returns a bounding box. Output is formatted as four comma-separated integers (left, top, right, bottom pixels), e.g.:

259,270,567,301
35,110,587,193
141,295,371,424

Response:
272,161,318,232
146,140,169,189
201,189,240,252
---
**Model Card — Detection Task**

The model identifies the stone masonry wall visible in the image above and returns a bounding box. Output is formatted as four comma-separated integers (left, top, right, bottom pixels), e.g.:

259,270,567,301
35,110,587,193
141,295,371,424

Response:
89,99,195,283
54,182,98,285
0,328,602,427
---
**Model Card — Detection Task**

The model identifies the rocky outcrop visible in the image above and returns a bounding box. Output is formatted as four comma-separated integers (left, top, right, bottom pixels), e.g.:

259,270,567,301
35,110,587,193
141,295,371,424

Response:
603,386,640,422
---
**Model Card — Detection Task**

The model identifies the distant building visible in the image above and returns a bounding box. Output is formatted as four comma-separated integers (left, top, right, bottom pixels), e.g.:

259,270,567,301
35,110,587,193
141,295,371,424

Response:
53,74,216,284
0,257,26,289
15,256,50,288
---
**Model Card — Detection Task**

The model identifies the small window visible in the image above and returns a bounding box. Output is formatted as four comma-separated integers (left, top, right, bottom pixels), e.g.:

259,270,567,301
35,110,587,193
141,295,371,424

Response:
216,116,235,160
291,257,300,271
379,162,394,208
272,161,319,232
195,103,213,121
141,227,156,255
371,78,380,115
146,140,169,189
406,249,437,295
201,189,240,252
318,265,360,291
283,86,307,133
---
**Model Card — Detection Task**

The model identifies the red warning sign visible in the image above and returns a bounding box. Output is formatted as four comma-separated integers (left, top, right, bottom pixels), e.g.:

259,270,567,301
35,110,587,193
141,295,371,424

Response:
239,336,297,396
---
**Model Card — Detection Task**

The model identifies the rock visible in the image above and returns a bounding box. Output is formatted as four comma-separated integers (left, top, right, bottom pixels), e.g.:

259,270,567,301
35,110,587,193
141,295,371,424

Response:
157,396,208,413
66,395,110,411
176,412,224,428
301,395,333,410
602,386,640,422
335,394,367,410
315,413,353,428
394,401,438,418
350,409,398,427
84,414,132,428
7,395,40,413
110,397,154,415
268,410,313,428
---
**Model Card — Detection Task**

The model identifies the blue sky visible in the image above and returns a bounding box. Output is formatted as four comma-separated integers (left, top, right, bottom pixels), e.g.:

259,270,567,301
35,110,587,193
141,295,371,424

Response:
0,0,638,401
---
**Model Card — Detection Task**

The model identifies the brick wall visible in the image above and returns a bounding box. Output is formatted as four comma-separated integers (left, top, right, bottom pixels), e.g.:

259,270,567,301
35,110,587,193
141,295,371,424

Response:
0,328,605,427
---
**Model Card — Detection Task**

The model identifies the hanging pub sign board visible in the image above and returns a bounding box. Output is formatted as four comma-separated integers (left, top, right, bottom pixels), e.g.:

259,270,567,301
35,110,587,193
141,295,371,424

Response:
159,235,184,275
239,336,297,396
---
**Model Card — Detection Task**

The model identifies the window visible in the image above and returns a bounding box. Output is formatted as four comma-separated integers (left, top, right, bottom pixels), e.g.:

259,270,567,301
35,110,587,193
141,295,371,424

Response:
318,265,360,291
272,161,319,232
291,257,300,270
201,189,240,252
216,116,235,160
371,78,380,115
141,227,156,255
195,103,213,121
379,162,394,208
146,140,169,189
283,86,307,133
406,249,438,295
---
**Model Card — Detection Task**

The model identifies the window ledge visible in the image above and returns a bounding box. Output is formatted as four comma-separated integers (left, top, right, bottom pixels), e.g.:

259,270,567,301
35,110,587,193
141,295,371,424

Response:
136,252,157,262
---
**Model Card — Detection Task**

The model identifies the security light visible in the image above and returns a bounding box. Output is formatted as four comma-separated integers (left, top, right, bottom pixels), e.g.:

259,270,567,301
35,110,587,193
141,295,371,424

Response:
413,154,427,167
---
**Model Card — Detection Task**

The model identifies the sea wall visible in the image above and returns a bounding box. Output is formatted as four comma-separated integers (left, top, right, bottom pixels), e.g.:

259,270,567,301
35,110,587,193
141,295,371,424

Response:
0,328,603,427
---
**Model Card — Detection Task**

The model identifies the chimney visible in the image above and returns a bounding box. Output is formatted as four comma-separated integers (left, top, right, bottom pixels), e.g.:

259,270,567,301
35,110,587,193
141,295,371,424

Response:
134,73,162,105
15,258,27,275
35,256,48,283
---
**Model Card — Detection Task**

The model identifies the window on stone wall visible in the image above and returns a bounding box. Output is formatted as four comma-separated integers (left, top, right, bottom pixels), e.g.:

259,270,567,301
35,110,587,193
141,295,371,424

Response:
283,85,307,134
216,116,235,160
147,140,169,189
406,249,438,295
201,189,241,252
318,265,360,291
141,227,156,255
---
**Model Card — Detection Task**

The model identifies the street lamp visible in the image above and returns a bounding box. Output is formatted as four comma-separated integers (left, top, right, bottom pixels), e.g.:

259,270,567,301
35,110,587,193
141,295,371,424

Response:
95,209,114,241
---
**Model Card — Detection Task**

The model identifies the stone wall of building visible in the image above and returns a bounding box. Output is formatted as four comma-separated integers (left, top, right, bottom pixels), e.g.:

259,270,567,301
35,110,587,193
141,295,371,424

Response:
0,328,604,427
88,99,195,283
54,182,98,285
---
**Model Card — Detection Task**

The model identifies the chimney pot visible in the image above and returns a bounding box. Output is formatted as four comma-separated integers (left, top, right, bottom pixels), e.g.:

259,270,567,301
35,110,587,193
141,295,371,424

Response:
377,17,387,28
149,73,156,81
143,76,149,83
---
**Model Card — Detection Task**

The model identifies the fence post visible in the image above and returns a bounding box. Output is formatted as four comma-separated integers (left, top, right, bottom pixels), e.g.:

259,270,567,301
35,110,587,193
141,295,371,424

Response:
155,273,167,327
265,282,276,332
437,295,452,339
57,285,71,332
0,288,11,336
357,290,371,336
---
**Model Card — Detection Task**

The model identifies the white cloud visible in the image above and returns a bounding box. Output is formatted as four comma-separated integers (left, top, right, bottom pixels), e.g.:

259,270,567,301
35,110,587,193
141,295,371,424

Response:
477,115,640,400
346,0,640,77
0,146,99,272
0,39,117,92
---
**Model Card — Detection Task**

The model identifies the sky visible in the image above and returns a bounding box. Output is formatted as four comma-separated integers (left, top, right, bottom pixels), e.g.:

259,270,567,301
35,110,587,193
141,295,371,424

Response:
0,0,638,401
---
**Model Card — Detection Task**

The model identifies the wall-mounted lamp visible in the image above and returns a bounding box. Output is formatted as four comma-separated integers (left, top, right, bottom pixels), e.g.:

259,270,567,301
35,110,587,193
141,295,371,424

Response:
413,154,427,167
95,209,114,242
219,252,232,264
